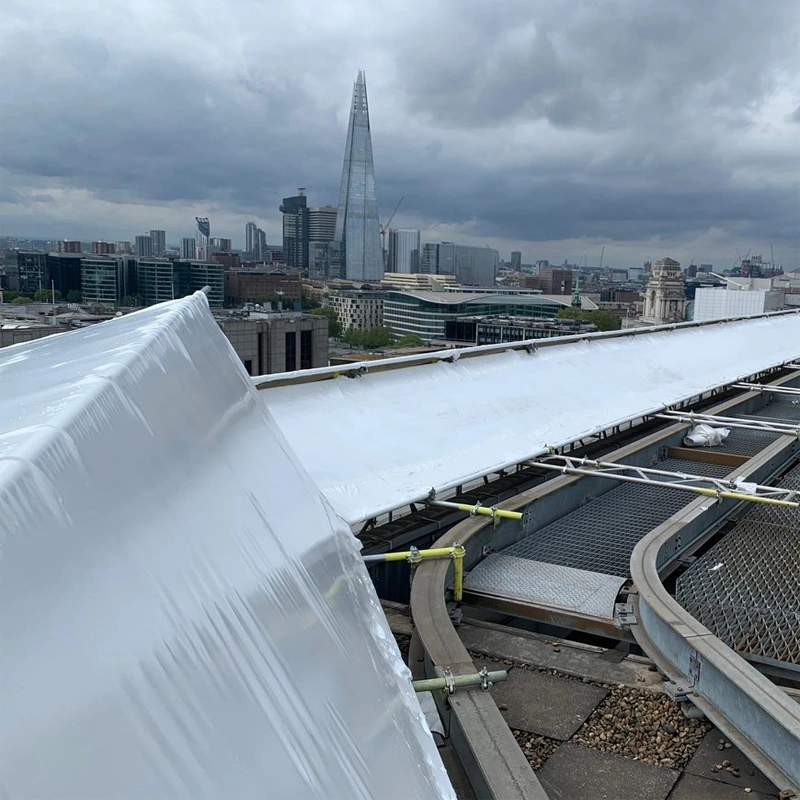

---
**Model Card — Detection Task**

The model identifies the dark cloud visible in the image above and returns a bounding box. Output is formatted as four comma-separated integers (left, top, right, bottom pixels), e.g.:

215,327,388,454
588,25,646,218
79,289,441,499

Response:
0,0,798,266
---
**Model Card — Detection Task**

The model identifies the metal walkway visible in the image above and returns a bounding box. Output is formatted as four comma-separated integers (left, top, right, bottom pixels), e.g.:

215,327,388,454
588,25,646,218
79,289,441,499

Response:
676,462,800,668
464,394,797,627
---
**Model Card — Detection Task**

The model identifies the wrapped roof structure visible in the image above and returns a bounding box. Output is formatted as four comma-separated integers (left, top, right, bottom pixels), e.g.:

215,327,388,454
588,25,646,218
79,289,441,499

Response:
0,293,454,799
258,312,800,523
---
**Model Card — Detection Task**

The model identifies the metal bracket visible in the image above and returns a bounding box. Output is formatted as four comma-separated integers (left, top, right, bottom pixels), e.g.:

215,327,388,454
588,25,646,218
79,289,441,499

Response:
689,651,702,685
443,667,455,696
614,602,638,628
663,680,693,702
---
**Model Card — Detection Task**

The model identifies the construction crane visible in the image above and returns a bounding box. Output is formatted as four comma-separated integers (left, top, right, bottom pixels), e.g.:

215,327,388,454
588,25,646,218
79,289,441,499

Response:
380,196,404,269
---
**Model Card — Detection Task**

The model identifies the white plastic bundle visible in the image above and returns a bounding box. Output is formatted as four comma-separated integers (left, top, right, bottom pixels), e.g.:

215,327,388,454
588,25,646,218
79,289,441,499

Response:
683,424,732,447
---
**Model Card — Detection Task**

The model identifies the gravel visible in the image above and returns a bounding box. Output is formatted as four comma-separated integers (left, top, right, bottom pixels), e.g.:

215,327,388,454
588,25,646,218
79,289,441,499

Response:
572,684,710,769
511,730,560,771
394,633,411,663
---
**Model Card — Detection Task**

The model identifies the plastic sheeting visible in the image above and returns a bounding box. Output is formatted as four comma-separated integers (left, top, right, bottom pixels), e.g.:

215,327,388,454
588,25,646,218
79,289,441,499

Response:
0,293,455,800
259,312,800,524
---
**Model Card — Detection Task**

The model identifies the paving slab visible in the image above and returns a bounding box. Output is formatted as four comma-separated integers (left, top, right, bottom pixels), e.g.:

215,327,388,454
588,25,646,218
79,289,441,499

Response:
668,773,777,800
474,659,607,740
461,622,663,689
538,742,680,800
682,729,778,796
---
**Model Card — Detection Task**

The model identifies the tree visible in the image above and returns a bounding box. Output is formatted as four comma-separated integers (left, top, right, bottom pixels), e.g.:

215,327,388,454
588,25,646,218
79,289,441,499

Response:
66,290,83,304
34,288,62,302
301,295,320,310
12,296,33,304
311,306,342,339
2,290,22,302
361,326,395,348
122,295,142,307
556,307,621,331
392,333,424,349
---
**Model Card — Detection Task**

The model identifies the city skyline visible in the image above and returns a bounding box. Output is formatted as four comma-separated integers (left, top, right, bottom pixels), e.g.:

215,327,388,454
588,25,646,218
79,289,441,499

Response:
0,1,798,269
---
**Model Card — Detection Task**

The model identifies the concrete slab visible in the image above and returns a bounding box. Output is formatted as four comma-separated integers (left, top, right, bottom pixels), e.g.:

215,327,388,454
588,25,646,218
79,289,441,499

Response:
538,742,680,800
460,621,663,689
682,729,778,796
668,773,777,800
475,659,607,740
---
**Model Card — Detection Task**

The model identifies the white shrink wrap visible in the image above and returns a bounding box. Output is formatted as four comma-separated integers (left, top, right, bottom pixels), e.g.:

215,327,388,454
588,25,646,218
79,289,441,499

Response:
0,293,454,800
258,311,800,524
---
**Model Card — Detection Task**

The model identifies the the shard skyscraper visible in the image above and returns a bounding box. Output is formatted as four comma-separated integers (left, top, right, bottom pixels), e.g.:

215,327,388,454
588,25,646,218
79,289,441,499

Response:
334,71,382,282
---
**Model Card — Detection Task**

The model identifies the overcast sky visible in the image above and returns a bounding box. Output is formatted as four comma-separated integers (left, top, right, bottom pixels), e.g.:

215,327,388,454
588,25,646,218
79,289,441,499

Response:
1,0,798,268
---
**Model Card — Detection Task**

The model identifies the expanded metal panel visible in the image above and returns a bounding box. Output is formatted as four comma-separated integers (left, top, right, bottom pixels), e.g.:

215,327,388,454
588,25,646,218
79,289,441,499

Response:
503,459,731,577
676,464,800,666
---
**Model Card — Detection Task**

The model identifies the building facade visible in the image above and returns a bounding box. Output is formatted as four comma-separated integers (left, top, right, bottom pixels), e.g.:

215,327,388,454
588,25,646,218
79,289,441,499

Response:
138,259,223,308
17,252,47,295
224,271,302,306
446,316,598,345
309,206,337,242
280,191,309,270
215,313,328,376
327,291,384,332
57,240,82,253
510,251,522,271
92,241,116,255
421,242,498,287
333,71,382,282
80,258,124,305
181,237,197,259
641,257,687,324
149,230,166,257
210,237,232,253
387,229,420,273
693,286,784,321
135,235,153,258
195,217,210,261
382,290,585,341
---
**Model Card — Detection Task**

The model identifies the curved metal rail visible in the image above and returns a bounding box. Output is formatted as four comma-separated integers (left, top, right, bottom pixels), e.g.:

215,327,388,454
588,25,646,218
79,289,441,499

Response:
630,433,800,795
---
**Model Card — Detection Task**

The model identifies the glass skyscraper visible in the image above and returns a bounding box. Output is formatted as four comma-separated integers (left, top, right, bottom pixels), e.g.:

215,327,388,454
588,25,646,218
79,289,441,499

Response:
334,71,382,282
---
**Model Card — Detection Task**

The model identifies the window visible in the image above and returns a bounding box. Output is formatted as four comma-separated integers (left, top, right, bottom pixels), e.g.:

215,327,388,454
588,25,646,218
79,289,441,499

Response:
300,329,313,370
285,331,296,371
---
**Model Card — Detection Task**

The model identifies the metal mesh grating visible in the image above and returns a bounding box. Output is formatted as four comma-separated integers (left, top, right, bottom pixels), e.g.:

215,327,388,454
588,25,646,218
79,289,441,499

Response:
503,458,731,577
676,463,800,666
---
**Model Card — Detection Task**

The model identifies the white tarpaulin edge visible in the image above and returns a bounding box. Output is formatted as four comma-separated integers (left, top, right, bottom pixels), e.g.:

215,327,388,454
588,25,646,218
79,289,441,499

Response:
0,293,454,800
259,312,800,524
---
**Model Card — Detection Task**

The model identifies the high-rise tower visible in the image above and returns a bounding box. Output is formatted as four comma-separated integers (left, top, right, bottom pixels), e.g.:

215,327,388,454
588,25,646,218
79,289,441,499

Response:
334,71,381,282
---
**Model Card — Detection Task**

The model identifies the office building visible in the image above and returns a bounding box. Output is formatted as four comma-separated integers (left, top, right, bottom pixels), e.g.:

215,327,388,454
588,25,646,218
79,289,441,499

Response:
16,252,48,295
196,217,210,261
210,237,232,253
117,241,133,255
92,241,116,255
693,281,784,322
446,316,598,345
181,237,197,259
150,230,166,257
309,206,337,243
510,251,522,271
215,313,328,376
327,291,384,332
381,272,458,290
383,290,597,341
135,235,153,258
138,259,223,308
57,240,82,254
224,271,302,307
333,71,382,281
421,242,498,287
81,257,123,305
280,190,309,270
387,229,420,274
245,222,259,256
46,254,83,297
537,268,574,295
